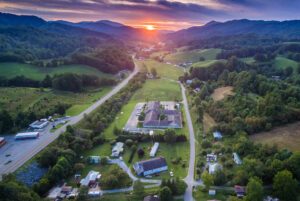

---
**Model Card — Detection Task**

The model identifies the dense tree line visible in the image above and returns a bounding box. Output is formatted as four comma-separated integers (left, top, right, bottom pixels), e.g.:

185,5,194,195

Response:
71,48,134,74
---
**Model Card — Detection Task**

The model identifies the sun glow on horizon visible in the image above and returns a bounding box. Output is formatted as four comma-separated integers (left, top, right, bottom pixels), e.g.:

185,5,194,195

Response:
145,25,156,30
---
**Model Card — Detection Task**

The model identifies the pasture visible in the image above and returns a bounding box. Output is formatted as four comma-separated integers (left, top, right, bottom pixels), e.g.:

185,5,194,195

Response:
0,62,114,80
0,87,112,117
164,48,221,64
249,121,300,152
140,59,184,80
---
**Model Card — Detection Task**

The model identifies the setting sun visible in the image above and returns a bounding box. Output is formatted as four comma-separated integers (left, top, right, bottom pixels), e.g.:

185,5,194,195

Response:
145,25,155,30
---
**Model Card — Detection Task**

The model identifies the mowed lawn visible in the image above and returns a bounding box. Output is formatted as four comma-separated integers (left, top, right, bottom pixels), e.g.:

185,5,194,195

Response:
132,79,182,102
189,59,225,69
0,62,114,80
274,57,298,72
140,59,184,80
164,48,221,64
0,87,112,117
249,121,300,151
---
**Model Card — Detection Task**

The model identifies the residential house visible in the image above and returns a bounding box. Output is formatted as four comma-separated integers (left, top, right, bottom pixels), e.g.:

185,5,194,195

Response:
206,154,217,162
134,156,168,176
61,186,72,194
89,156,100,164
234,185,246,198
209,163,222,174
144,195,159,201
88,190,101,197
80,171,101,186
143,101,182,129
150,142,159,157
213,131,223,140
111,142,124,157
233,152,242,165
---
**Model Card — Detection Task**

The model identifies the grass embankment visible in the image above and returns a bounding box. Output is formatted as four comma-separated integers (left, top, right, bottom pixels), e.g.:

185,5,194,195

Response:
0,87,112,117
138,59,184,80
164,48,221,64
249,121,300,152
193,189,234,201
0,62,114,81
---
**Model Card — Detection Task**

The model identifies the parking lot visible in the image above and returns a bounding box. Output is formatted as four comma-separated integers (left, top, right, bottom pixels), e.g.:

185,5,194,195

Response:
0,117,72,178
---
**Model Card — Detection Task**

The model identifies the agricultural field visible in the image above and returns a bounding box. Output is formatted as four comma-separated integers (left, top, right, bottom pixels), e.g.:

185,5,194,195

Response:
0,87,112,117
249,121,300,152
211,86,234,101
203,113,216,133
0,62,115,80
189,59,225,69
164,48,221,64
139,59,184,80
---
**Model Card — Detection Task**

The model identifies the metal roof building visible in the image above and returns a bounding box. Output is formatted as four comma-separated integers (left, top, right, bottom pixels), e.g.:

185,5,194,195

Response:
150,142,159,157
134,156,168,176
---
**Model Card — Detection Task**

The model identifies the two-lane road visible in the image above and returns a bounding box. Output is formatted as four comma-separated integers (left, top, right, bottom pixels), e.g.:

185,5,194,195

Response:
0,62,138,178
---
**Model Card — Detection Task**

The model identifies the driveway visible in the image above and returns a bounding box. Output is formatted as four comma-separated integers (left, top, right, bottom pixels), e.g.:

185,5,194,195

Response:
181,83,196,201
0,61,138,179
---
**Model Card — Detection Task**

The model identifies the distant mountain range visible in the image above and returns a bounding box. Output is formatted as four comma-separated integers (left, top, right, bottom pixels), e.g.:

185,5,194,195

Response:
168,19,300,41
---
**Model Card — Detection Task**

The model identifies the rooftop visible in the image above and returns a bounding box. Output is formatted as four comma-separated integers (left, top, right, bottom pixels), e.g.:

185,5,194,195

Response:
136,156,167,171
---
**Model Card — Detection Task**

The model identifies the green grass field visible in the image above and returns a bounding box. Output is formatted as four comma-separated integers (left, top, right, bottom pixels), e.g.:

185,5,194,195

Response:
193,189,234,201
140,59,184,80
0,62,114,80
189,59,225,70
164,48,221,64
274,56,298,72
132,79,182,102
0,87,112,117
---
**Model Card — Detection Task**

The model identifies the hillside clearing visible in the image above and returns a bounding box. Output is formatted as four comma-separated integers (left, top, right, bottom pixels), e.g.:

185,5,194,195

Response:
203,113,216,132
211,86,234,101
249,121,300,152
0,62,114,81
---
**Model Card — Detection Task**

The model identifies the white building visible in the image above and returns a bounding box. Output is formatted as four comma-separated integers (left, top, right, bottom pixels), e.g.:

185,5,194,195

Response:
80,171,101,186
111,142,124,157
29,120,48,129
233,152,242,165
206,154,217,162
213,131,223,140
150,142,159,157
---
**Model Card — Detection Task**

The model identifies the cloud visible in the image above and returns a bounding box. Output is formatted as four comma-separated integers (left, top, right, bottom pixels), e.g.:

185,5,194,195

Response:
0,0,299,30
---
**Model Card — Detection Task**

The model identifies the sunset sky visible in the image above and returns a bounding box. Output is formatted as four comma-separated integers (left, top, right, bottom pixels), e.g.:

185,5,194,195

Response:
0,0,300,30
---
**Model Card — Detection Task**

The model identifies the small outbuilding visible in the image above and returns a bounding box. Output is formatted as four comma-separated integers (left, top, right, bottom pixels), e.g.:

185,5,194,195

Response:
234,185,246,198
0,137,6,148
29,120,48,129
206,154,217,162
213,131,222,140
186,80,193,84
209,190,216,195
89,156,100,164
111,142,124,157
233,152,242,165
150,142,159,157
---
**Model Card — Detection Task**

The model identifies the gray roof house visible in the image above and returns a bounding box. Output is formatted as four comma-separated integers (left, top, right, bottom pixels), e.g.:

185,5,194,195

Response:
144,195,159,201
134,156,168,176
143,101,182,128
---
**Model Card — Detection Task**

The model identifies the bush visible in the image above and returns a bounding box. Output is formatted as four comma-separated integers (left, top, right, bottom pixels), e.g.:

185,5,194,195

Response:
137,148,145,158
128,147,137,163
201,140,212,149
125,139,133,147
171,157,182,164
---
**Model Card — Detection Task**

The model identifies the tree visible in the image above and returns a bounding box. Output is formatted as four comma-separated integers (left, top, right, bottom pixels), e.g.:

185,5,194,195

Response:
288,151,300,179
125,139,133,147
77,186,89,201
245,177,263,201
100,157,108,165
42,75,52,88
284,66,293,77
74,163,85,173
164,129,176,143
201,171,214,190
214,169,226,186
133,180,144,196
228,196,241,201
159,112,166,120
137,148,145,158
151,68,157,77
273,170,297,201
159,186,173,201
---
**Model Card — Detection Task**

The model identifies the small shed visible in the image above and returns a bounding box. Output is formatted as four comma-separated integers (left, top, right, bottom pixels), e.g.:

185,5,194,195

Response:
206,154,217,162
213,131,222,140
111,142,124,157
186,80,193,84
209,163,222,174
89,156,100,164
150,142,159,157
209,190,216,195
233,152,242,165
